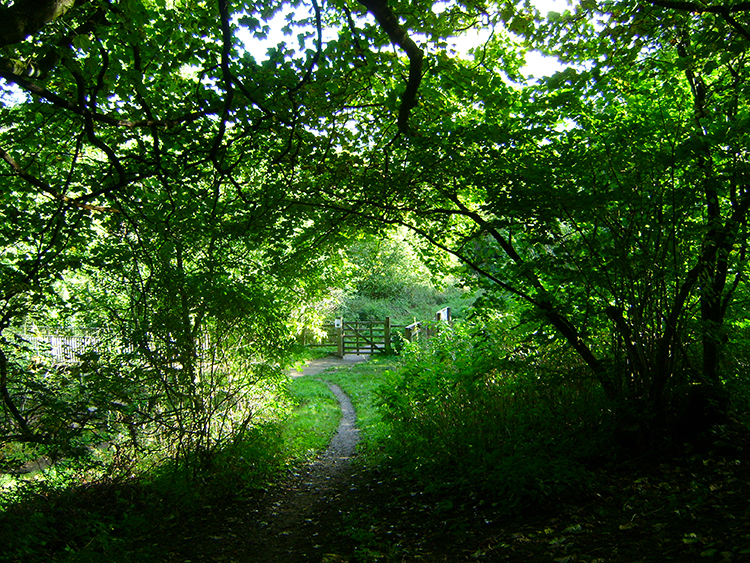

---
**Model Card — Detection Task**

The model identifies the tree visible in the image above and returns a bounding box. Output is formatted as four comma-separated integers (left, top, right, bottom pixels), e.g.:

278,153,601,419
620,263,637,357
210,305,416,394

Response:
5,0,748,452
0,0,336,451
298,1,750,433
0,0,498,455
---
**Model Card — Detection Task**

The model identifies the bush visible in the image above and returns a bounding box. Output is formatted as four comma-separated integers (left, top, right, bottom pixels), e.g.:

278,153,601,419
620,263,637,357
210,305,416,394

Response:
377,316,613,510
326,232,476,324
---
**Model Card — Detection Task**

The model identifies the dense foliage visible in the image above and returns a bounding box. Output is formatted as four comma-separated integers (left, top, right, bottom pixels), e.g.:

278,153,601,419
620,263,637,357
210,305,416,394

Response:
298,0,750,433
0,0,355,469
2,0,750,541
377,317,610,506
325,232,474,323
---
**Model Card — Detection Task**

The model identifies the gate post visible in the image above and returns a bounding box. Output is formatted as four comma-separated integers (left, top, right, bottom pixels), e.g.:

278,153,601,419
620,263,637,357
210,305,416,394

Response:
404,322,420,342
436,307,451,322
335,318,344,358
384,316,391,354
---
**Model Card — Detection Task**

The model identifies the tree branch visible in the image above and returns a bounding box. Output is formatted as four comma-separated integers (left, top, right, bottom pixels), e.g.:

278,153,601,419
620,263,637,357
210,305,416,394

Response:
0,348,32,438
0,146,118,212
212,0,235,166
289,0,323,93
0,70,214,128
357,0,424,134
645,0,750,13
721,11,750,42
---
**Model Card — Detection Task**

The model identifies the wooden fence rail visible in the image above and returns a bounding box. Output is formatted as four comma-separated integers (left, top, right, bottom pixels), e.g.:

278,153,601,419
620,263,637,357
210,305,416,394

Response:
312,318,402,357
404,306,452,343
309,308,452,357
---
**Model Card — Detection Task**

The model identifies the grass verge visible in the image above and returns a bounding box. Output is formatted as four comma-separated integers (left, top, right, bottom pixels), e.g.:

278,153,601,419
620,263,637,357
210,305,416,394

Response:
316,355,399,464
281,376,342,464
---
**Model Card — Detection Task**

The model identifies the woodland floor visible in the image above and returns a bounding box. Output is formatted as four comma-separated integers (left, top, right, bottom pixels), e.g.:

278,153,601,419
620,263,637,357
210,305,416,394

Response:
151,356,750,563
6,357,750,562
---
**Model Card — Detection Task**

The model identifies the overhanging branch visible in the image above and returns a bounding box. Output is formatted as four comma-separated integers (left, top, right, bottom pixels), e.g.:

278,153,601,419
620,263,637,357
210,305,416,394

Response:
0,70,214,128
0,348,31,438
357,0,424,134
646,0,750,13
647,0,750,39
0,146,118,212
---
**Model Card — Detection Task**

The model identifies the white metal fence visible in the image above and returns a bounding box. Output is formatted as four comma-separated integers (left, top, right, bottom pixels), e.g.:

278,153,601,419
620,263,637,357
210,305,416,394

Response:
12,327,103,363
11,327,217,364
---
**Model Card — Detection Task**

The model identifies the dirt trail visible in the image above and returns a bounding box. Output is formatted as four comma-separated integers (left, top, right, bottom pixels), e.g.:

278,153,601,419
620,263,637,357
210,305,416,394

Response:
248,355,368,562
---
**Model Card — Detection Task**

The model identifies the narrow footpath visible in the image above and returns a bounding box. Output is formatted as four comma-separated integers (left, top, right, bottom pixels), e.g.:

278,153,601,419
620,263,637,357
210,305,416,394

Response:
247,354,369,562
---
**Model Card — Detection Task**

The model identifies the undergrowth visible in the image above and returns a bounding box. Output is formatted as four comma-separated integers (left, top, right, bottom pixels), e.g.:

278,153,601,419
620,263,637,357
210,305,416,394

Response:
0,368,340,562
373,317,615,512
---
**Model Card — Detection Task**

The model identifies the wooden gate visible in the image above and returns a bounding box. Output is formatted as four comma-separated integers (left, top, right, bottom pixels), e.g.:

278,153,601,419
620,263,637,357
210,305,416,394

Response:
309,310,450,357
310,317,399,357
339,318,392,356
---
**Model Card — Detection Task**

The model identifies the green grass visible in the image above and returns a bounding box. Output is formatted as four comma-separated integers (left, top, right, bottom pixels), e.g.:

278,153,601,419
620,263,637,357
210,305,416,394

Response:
281,376,342,464
317,355,400,464
288,344,334,365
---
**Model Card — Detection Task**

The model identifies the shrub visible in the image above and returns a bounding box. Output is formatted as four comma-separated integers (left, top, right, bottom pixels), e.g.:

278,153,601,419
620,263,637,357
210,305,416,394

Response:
377,316,613,509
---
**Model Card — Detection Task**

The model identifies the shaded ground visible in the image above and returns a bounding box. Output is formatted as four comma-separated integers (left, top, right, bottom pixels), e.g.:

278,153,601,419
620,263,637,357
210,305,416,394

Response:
245,354,365,562
245,378,360,562
162,355,369,563
159,422,750,563
152,357,750,562
9,354,748,562
337,433,750,562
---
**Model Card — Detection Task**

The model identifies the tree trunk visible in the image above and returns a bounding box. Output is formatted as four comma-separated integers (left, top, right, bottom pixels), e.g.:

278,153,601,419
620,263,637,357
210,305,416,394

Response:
0,0,84,48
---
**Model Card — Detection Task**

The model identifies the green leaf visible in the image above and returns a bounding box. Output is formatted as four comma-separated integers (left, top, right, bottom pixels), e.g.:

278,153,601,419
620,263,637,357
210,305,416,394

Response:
72,34,92,51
